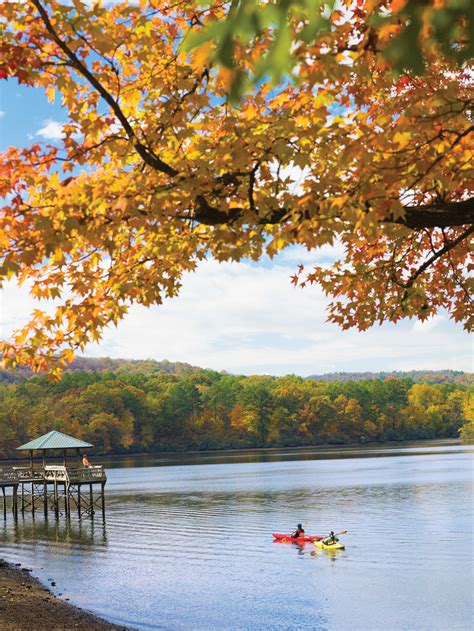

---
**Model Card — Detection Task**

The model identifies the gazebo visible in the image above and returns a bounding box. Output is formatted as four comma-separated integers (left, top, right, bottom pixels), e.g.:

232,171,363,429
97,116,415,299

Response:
17,430,93,467
10,431,106,518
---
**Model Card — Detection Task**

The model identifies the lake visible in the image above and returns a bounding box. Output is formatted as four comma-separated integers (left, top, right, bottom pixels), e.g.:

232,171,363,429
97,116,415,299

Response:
1,440,473,630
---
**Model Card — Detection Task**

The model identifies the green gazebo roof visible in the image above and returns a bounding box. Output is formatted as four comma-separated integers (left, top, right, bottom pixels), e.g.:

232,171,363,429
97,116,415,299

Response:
17,431,93,451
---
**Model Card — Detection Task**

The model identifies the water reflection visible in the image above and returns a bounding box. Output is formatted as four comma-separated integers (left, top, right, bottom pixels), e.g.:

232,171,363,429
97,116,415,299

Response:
1,513,108,549
313,548,344,560
98,438,472,470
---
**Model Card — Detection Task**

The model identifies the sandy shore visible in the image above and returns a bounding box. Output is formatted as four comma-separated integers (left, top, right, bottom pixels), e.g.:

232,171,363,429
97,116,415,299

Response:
0,559,133,631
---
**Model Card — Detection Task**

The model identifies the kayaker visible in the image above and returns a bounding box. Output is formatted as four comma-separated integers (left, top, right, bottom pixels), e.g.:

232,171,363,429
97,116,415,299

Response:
292,523,305,538
323,531,338,545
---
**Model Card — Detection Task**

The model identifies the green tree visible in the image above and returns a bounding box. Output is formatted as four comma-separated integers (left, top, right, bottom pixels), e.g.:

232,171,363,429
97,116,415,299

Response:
239,377,275,445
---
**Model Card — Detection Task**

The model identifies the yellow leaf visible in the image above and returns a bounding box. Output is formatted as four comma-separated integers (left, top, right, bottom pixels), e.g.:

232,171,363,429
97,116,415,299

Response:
393,131,411,149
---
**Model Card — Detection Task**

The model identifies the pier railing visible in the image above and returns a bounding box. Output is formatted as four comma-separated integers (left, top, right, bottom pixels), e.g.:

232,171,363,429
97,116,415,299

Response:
1,465,106,485
43,465,106,483
0,468,18,485
12,467,46,482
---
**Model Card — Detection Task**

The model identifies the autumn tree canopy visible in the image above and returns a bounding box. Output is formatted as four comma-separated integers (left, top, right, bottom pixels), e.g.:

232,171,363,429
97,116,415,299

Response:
0,0,472,374
0,367,470,456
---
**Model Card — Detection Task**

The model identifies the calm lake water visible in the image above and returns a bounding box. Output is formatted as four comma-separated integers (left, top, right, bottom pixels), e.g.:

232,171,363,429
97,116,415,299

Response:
1,440,473,630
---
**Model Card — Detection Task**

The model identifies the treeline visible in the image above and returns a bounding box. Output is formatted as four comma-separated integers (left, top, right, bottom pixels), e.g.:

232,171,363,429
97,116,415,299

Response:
309,370,473,385
0,370,471,458
1,358,472,386
0,358,202,384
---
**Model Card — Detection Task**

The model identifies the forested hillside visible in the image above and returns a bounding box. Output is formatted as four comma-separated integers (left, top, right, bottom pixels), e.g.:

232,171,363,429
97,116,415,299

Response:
0,369,471,458
309,371,473,385
1,358,471,385
0,358,202,384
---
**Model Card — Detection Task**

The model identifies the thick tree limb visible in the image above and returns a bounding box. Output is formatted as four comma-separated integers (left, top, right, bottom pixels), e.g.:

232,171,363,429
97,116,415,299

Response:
392,198,474,229
193,197,474,229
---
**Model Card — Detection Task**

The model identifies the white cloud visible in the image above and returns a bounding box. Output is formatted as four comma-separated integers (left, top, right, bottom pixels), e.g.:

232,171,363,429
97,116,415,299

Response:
0,111,5,118
412,315,444,333
276,241,346,265
1,248,472,376
36,119,64,140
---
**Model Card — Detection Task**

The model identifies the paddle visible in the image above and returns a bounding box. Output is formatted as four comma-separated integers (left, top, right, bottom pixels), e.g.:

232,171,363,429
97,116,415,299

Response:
323,530,347,538
318,530,347,544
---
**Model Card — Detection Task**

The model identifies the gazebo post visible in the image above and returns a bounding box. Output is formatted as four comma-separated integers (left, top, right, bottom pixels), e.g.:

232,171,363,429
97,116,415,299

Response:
30,450,35,515
42,448,48,514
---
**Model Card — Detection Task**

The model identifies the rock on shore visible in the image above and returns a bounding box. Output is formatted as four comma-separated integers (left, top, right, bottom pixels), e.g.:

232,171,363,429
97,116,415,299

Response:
0,559,132,630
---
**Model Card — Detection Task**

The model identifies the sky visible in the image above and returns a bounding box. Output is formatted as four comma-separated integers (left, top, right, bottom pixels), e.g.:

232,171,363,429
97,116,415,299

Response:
0,81,472,377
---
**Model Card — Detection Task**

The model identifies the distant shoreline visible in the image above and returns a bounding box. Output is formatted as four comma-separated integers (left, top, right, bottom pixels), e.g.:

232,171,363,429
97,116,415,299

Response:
0,436,464,465
0,559,132,631
97,436,464,461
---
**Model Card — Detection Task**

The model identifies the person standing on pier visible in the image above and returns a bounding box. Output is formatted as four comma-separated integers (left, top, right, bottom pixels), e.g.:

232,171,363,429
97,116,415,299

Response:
82,454,91,468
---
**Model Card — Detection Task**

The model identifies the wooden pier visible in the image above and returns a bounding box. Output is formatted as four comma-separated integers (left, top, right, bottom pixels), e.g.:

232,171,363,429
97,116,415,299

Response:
0,465,107,518
1,431,107,520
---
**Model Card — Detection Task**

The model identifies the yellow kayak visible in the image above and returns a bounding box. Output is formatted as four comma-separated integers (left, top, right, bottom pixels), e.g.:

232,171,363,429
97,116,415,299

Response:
314,540,345,550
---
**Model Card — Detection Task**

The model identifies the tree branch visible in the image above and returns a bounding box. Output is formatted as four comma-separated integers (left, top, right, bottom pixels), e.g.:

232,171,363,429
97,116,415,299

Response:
391,198,474,229
30,0,178,177
29,1,474,233
391,225,474,290
192,196,474,229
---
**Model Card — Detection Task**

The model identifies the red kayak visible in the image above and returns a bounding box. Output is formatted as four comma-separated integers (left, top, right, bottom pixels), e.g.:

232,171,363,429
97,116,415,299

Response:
272,533,323,543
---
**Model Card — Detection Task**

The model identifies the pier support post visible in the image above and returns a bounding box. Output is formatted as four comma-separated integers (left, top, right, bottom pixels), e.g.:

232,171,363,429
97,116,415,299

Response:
65,483,70,517
89,484,94,515
101,482,105,518
31,483,35,516
2,487,5,519
54,480,59,517
77,485,81,518
21,484,24,513
13,486,18,519
43,483,48,516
